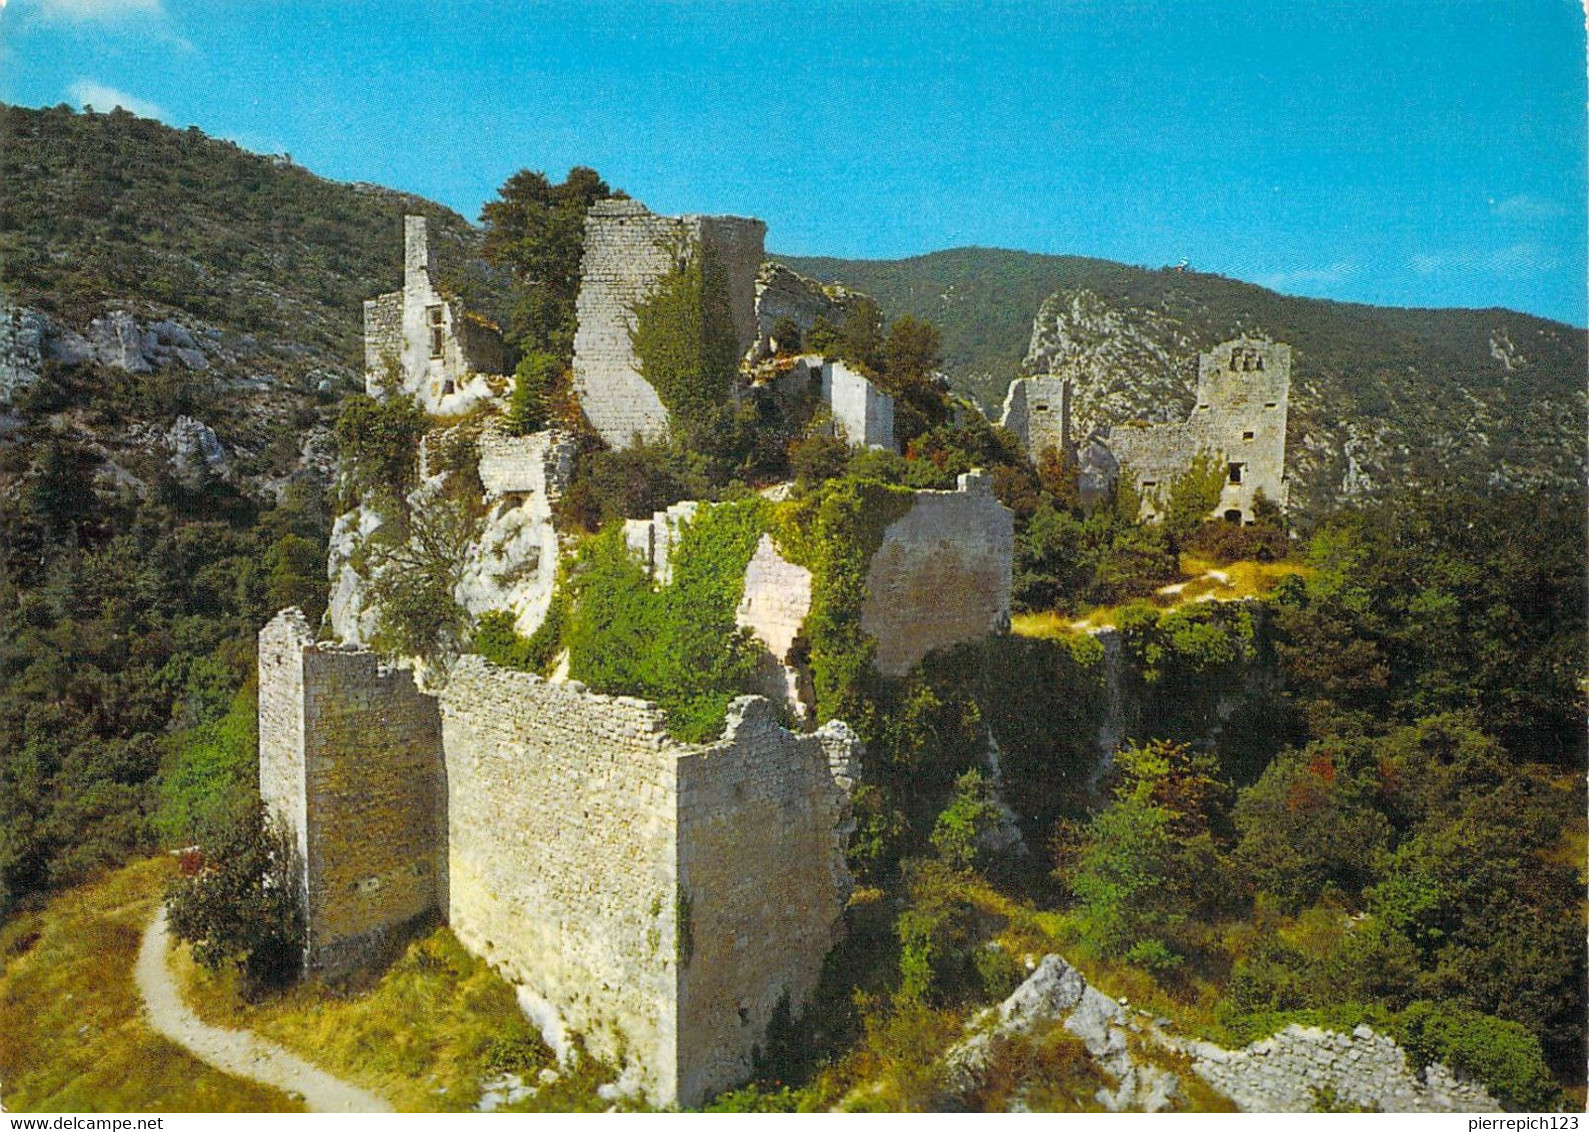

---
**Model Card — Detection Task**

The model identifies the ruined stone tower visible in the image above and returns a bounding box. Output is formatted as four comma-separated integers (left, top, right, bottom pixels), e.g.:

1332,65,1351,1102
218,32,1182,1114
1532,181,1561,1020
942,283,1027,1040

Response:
363,216,504,414
999,374,1073,460
571,200,766,447
1106,336,1290,522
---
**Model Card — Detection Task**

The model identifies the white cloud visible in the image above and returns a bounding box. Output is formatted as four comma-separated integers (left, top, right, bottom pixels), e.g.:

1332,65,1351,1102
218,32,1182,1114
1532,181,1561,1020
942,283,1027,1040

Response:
1411,242,1558,280
30,0,162,20
68,78,166,120
1490,194,1565,221
1254,262,1357,291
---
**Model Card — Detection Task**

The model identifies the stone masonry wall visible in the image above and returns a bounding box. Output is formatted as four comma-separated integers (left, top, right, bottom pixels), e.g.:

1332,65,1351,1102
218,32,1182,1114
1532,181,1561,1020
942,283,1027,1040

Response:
361,292,402,382
999,375,1071,460
258,609,445,980
573,200,767,447
364,216,502,415
821,359,895,450
675,699,860,1106
439,658,683,1101
475,424,577,499
861,471,1015,677
1104,337,1290,522
437,658,860,1108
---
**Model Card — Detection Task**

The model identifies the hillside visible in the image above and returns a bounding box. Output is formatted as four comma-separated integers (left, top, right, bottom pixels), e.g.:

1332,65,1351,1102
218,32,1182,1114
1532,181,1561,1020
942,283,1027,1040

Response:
779,250,1588,517
0,102,495,368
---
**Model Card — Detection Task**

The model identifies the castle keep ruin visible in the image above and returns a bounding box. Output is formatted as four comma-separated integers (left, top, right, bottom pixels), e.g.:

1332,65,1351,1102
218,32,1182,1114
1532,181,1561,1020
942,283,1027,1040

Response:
1002,336,1291,523
571,200,767,446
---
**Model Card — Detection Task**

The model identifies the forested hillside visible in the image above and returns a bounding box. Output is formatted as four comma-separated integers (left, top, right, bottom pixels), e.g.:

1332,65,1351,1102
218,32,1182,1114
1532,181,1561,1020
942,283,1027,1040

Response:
0,102,494,364
781,250,1587,517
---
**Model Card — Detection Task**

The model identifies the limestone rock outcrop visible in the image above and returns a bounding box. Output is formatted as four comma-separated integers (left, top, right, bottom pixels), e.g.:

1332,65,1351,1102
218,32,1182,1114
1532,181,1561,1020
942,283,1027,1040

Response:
942,954,1181,1113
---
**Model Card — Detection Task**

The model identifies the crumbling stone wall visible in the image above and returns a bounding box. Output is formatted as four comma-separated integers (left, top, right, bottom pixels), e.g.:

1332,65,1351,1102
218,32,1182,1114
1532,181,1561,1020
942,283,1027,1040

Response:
363,215,503,414
258,610,445,980
751,262,864,359
438,658,860,1107
1179,1024,1500,1113
674,699,860,1104
861,471,1015,677
735,533,815,721
1106,337,1290,522
999,375,1071,460
820,359,895,450
572,200,766,447
440,659,681,1098
623,500,701,585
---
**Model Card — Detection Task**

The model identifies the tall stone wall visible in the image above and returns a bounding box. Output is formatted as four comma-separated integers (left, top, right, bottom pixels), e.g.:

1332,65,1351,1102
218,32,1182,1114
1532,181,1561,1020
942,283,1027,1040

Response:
861,471,1015,677
821,359,896,450
999,375,1071,460
258,609,445,980
437,658,860,1108
675,700,860,1105
1195,338,1290,518
361,292,402,382
572,200,766,448
439,658,682,1100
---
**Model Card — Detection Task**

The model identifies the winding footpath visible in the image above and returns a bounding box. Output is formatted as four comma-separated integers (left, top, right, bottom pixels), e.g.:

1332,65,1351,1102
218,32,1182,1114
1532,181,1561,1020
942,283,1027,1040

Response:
136,910,392,1113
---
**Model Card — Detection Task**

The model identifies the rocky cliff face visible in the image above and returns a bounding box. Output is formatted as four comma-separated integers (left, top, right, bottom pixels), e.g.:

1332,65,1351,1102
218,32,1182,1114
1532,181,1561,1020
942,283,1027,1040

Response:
1021,286,1587,520
0,294,348,506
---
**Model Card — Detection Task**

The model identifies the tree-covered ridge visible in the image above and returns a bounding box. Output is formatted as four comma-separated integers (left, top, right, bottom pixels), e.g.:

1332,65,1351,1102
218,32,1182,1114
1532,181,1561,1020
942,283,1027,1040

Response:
780,249,1588,515
0,103,488,364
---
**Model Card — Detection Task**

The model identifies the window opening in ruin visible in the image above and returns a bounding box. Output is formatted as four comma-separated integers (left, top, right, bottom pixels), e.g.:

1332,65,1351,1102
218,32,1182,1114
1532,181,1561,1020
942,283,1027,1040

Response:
1034,403,1049,413
1255,356,1265,370
1198,403,1210,410
1243,430,1255,440
1141,480,1157,489
1264,402,1278,409
427,305,445,359
1224,509,1244,523
1228,462,1244,484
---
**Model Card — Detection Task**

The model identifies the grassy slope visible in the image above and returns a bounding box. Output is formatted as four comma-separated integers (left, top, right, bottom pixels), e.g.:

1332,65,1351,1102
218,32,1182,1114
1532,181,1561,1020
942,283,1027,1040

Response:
0,102,489,366
0,859,298,1113
169,926,622,1112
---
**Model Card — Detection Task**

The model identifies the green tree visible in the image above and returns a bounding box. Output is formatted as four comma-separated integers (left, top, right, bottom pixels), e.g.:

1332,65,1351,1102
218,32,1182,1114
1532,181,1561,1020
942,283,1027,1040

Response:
929,768,1005,872
1162,449,1227,546
164,800,305,997
1231,738,1392,911
480,166,617,358
630,243,741,452
505,350,555,435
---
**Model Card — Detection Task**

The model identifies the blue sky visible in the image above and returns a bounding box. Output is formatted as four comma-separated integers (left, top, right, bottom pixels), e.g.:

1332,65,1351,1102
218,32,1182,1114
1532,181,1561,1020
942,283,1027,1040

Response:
2,0,1585,325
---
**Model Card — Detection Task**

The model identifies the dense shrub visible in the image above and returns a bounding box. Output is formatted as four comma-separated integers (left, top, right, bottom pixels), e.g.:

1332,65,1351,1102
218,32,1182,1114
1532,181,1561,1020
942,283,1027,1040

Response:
164,800,305,997
564,501,768,741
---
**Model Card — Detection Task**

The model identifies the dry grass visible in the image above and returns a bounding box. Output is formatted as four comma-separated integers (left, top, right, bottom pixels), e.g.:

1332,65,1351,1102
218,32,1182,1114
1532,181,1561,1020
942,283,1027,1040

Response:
1013,553,1311,638
0,858,300,1113
171,926,602,1112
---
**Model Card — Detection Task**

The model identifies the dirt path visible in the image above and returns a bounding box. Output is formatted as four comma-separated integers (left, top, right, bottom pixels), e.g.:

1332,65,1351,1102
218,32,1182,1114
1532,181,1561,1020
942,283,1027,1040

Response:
136,910,392,1113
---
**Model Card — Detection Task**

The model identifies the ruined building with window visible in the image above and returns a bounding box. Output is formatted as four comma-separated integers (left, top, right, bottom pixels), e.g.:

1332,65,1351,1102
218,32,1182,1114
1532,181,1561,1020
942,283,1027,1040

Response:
1001,336,1291,523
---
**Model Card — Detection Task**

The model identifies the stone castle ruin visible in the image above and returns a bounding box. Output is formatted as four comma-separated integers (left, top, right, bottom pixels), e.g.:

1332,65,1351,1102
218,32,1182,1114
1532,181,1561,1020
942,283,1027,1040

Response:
260,609,861,1106
275,196,1014,1100
264,468,1009,1104
1002,336,1291,523
571,200,767,446
262,203,1307,1108
363,216,506,415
